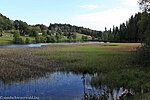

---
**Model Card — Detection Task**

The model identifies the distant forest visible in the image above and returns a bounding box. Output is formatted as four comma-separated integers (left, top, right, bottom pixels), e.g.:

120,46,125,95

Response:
0,12,149,43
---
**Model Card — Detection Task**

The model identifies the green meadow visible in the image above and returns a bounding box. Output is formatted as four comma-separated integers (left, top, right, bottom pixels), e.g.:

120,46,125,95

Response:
0,33,35,45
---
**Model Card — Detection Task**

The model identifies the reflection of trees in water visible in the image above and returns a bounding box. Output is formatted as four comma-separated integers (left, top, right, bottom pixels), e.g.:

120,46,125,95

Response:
82,74,86,98
82,74,108,100
81,74,135,100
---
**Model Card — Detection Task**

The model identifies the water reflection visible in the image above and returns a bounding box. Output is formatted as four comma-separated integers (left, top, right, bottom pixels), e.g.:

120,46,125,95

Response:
0,72,133,100
82,74,133,100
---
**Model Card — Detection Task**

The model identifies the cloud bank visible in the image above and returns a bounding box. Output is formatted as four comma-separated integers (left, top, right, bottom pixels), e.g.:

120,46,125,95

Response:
67,0,139,31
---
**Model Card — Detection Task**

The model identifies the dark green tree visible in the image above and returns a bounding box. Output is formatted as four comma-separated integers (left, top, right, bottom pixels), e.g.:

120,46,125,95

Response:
0,28,2,37
42,31,47,37
135,0,150,66
82,36,88,41
25,38,30,44
29,27,41,37
109,33,114,41
40,36,47,43
114,32,120,41
102,32,108,41
50,35,57,43
13,20,29,36
13,30,24,44
35,35,40,43
46,35,51,43
72,33,77,40
56,32,61,41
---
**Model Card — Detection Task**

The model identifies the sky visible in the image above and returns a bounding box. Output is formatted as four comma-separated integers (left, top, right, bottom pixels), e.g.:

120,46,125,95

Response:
0,0,140,31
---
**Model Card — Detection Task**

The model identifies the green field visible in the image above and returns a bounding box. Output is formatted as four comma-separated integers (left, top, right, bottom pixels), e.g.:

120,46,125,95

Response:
0,33,13,43
21,36,35,41
76,33,92,40
60,32,92,41
0,33,35,45
0,32,91,45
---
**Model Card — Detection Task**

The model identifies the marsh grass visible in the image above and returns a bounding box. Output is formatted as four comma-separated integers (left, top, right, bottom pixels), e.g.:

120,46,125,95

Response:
39,44,134,74
125,92,150,100
0,43,99,83
37,43,150,99
0,43,149,99
0,47,60,83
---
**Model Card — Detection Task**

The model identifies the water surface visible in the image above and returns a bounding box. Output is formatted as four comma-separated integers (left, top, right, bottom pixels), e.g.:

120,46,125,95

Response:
0,72,129,100
0,42,102,48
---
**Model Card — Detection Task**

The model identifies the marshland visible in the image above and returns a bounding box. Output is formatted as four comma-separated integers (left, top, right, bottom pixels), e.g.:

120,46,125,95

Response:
0,43,149,100
0,0,150,99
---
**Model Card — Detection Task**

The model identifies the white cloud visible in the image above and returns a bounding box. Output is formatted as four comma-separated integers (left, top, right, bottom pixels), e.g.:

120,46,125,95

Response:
67,0,139,31
80,5,104,10
123,0,139,7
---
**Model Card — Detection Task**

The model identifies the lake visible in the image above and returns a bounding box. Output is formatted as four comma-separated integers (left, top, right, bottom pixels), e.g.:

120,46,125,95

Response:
0,72,130,100
0,42,103,48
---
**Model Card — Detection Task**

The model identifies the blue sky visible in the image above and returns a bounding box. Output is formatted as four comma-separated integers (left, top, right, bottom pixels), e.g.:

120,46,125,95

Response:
0,0,139,30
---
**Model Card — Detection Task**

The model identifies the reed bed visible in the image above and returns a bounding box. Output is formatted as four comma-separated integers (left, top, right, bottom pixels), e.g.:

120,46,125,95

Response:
37,43,150,98
0,43,100,83
0,43,149,99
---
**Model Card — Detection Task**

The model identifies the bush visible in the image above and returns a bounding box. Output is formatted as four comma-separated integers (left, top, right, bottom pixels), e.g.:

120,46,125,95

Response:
92,37,95,40
25,38,30,44
40,36,47,43
13,30,24,44
82,36,88,41
50,35,57,43
35,35,40,43
136,44,150,66
18,38,24,44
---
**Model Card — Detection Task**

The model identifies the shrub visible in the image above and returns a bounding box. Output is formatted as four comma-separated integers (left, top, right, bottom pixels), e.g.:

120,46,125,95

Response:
136,44,150,66
25,38,30,44
13,30,24,44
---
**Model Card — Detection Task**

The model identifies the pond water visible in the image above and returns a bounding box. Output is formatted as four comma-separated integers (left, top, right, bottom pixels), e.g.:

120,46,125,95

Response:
0,72,131,100
0,42,103,48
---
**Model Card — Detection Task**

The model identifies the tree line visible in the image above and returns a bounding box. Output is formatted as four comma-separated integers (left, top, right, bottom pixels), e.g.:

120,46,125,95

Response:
100,12,149,42
0,10,149,44
135,0,150,66
0,14,102,43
